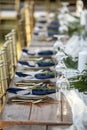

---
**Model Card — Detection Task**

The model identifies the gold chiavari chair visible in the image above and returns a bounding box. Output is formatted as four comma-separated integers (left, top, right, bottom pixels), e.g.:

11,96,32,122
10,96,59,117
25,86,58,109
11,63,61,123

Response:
22,0,35,47
0,29,18,112
17,0,35,48
3,40,15,82
0,52,9,113
17,7,27,48
0,60,5,99
0,60,4,112
5,29,18,70
0,0,20,40
0,49,9,90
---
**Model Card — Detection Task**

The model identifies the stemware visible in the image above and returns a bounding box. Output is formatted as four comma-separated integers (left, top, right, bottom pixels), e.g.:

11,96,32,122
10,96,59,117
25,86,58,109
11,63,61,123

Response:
56,76,70,100
53,35,65,52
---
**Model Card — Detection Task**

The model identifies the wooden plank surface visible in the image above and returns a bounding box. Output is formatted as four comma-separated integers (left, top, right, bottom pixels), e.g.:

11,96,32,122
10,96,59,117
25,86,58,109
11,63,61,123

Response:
0,93,72,129
30,36,56,47
30,93,72,125
30,99,61,124
4,125,46,130
4,125,71,130
0,104,31,121
48,125,72,130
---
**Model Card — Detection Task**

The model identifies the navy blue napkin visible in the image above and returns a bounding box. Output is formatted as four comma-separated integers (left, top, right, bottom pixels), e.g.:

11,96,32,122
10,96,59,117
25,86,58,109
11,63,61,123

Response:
18,61,35,67
47,20,59,37
22,49,28,53
48,26,58,31
50,21,59,26
32,88,56,95
34,32,39,36
38,50,54,56
7,87,56,95
38,20,47,24
35,73,55,79
16,72,29,77
22,49,35,55
7,87,26,94
37,61,55,67
38,26,43,29
48,32,58,37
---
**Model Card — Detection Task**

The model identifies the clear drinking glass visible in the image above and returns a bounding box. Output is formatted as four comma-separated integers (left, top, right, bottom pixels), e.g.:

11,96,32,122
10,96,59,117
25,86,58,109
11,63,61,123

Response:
56,76,70,100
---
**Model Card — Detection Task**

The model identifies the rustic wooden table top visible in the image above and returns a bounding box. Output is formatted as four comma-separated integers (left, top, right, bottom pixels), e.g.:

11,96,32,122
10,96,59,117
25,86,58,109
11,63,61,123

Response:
0,36,72,130
0,92,72,129
30,35,56,47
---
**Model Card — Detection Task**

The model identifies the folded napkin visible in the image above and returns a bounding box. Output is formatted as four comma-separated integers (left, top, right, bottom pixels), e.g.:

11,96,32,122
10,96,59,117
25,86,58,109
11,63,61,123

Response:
48,26,58,30
48,32,58,37
38,20,47,24
7,87,26,94
37,61,55,67
15,72,29,77
35,73,55,79
38,26,43,29
32,88,56,95
22,49,28,53
38,50,54,56
22,49,35,55
34,32,39,36
50,21,59,26
7,86,56,96
18,61,35,67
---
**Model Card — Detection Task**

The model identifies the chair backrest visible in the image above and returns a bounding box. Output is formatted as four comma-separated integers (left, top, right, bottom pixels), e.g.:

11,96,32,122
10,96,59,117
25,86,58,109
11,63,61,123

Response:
24,0,35,46
0,50,9,91
17,0,35,48
5,29,18,70
0,59,7,112
0,30,17,110
1,30,18,82
0,0,20,11
17,8,27,48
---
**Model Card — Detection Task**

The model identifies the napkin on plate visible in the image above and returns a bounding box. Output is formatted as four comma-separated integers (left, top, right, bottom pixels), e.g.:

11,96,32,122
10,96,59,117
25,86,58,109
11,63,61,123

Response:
7,87,28,94
22,49,35,55
37,61,55,67
38,50,54,56
15,72,31,78
7,85,56,96
38,20,47,24
32,85,56,95
35,73,55,79
18,61,35,67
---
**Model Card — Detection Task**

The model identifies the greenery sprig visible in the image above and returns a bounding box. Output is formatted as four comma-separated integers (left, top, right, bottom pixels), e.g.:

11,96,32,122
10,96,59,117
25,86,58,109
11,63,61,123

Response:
68,70,87,92
63,56,78,69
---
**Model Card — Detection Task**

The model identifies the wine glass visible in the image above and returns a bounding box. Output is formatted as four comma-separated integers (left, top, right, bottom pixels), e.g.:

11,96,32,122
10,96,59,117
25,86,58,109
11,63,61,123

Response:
56,76,70,100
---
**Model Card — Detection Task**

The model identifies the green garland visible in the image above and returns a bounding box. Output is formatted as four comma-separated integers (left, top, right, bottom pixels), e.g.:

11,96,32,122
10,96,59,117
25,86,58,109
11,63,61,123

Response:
68,70,87,92
63,56,78,69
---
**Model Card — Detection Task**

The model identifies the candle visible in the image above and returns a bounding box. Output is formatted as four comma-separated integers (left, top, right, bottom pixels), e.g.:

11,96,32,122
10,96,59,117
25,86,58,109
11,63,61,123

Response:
78,51,87,72
80,10,87,26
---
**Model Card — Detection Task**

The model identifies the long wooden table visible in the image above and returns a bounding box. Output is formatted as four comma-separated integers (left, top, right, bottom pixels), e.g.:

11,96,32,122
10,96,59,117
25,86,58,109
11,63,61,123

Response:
0,92,72,129
0,36,72,130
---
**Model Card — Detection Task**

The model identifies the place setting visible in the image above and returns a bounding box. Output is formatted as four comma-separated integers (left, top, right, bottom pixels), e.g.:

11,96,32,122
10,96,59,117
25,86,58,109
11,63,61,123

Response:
6,81,57,104
21,48,57,58
14,69,56,84
17,57,56,70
